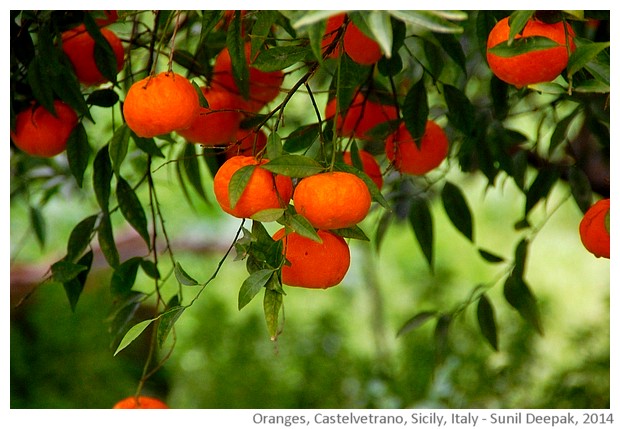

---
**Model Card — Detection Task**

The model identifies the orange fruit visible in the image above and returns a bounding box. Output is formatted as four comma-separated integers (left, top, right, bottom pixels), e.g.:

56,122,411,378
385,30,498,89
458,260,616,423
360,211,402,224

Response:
211,43,284,112
123,72,200,138
177,87,244,145
113,396,169,409
579,198,610,259
325,92,397,140
293,171,371,230
213,155,293,219
322,13,382,65
10,100,78,158
61,24,125,86
385,120,449,175
225,128,268,159
486,16,576,87
342,150,383,189
273,228,350,289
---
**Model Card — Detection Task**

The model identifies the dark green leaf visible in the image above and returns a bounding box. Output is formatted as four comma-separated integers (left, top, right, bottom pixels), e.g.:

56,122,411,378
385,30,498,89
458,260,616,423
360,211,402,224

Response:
374,210,393,252
66,123,91,188
549,109,580,156
266,132,283,160
513,238,529,279
29,205,45,249
253,45,314,72
109,124,131,175
108,291,147,347
478,248,505,263
114,318,155,356
490,75,509,119
239,269,275,310
283,123,320,153
507,11,534,42
409,197,433,270
525,167,560,216
434,32,467,75
336,55,370,114
503,274,543,335
27,56,55,115
66,214,98,262
402,79,428,146
251,11,280,58
84,13,119,84
377,54,403,77
116,176,150,247
477,294,499,350
444,84,475,135
229,164,256,209
262,155,324,178
174,262,199,286
132,133,164,158
51,260,88,283
307,17,327,61
86,89,119,107
263,287,283,341
110,256,142,297
332,225,370,241
333,162,389,209
181,144,208,203
140,259,161,280
441,181,474,242
567,41,610,77
284,213,322,243
93,144,113,213
226,12,249,99
62,250,93,312
396,310,437,337
97,213,119,268
568,166,593,214
487,36,561,57
434,314,451,365
157,305,185,349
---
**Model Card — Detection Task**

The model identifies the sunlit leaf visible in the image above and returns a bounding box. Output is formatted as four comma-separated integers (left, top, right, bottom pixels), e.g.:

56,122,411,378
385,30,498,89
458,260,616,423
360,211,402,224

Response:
114,318,155,356
389,10,465,34
229,164,255,209
174,262,200,286
263,287,283,341
567,41,610,77
239,269,275,310
262,155,324,178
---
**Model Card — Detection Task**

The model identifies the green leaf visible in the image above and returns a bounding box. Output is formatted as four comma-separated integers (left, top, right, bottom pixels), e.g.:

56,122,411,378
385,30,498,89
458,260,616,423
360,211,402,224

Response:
524,167,560,216
157,305,185,349
253,45,314,72
266,132,283,160
477,294,499,351
478,248,505,264
97,213,119,268
434,314,451,365
441,181,474,242
86,89,119,107
487,36,561,57
51,260,88,283
29,205,45,249
174,262,199,286
262,155,324,178
333,162,389,209
283,124,320,153
291,10,344,29
332,225,370,241
110,257,142,297
503,275,543,335
114,318,155,356
549,108,580,156
251,11,280,58
140,259,160,280
229,164,256,209
513,238,529,279
402,79,428,146
409,197,434,270
366,11,393,58
567,41,610,77
181,143,209,203
568,166,593,214
251,208,286,222
109,124,131,175
108,291,148,347
263,287,283,341
132,133,164,158
84,13,119,84
507,11,534,42
443,84,475,135
66,123,91,188
434,32,467,75
239,269,275,310
336,55,371,114
62,251,92,312
396,310,437,337
27,56,55,116
374,210,393,252
306,16,327,62
66,214,98,262
116,176,150,247
226,12,249,99
284,213,322,243
93,144,113,213
389,10,465,34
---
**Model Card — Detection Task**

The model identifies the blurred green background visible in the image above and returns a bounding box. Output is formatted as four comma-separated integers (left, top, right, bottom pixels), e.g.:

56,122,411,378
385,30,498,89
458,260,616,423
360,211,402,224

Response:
10,160,610,408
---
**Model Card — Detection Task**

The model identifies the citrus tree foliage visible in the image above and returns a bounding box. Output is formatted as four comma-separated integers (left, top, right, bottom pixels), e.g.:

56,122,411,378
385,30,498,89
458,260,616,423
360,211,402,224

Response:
10,10,610,389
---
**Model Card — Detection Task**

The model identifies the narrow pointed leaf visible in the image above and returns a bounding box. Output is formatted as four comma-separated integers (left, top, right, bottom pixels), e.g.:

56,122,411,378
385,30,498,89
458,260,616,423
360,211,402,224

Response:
366,11,393,58
66,123,90,188
434,32,467,74
116,176,150,247
263,287,283,341
182,143,208,203
239,269,275,310
227,12,249,99
62,250,93,312
229,165,256,209
174,262,199,286
262,155,324,178
114,318,155,356
444,84,474,135
287,214,322,243
434,314,452,365
66,214,98,262
93,144,113,213
109,124,131,175
402,79,428,146
86,89,119,107
487,36,561,57
477,294,499,350
51,260,88,283
267,132,283,160
29,205,45,249
568,166,593,214
157,305,185,349
507,11,534,42
478,248,505,263
525,167,560,215
97,213,119,267
567,41,610,77
389,10,464,34
253,45,314,72
397,310,437,337
441,182,473,242
110,257,142,297
409,197,434,270
503,274,543,335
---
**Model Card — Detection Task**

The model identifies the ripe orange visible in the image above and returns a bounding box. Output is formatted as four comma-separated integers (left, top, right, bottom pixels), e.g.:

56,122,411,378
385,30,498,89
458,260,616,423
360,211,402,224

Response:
385,120,449,175
579,198,610,259
61,24,125,86
213,155,293,219
123,72,200,138
325,92,397,140
211,43,284,112
273,228,350,289
225,127,268,159
322,13,382,65
177,86,244,145
113,396,169,409
293,171,371,230
10,100,78,158
342,150,383,189
486,16,576,87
